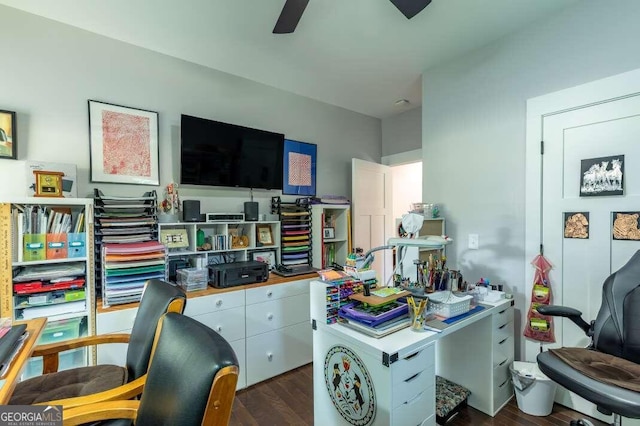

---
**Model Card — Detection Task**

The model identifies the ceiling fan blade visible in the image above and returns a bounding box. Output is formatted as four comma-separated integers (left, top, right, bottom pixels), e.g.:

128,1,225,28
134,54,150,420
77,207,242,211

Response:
389,0,432,19
273,0,310,34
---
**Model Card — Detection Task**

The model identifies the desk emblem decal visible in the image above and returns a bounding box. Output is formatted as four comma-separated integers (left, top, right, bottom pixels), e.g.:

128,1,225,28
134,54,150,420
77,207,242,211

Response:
324,345,376,425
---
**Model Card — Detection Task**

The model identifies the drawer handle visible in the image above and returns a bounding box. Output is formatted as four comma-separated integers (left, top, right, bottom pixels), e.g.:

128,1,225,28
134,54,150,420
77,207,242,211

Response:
499,323,507,330
216,326,222,333
267,290,273,297
216,300,223,307
267,313,274,321
499,378,510,388
267,353,273,361
404,351,420,361
499,337,508,345
499,308,507,315
498,359,507,366
404,372,421,383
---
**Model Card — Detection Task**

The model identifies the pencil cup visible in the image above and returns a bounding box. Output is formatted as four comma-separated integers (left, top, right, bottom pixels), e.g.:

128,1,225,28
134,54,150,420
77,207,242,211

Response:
408,296,430,332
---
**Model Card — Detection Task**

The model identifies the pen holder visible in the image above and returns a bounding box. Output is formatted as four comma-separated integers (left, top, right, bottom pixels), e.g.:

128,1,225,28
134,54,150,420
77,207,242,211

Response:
408,296,431,332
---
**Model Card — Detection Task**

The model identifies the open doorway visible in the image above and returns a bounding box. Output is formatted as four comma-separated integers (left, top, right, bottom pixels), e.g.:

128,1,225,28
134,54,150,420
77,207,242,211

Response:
391,161,422,223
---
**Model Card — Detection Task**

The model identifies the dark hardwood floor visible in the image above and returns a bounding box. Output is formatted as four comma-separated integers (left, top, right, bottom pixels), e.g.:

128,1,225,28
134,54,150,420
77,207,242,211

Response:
230,364,607,426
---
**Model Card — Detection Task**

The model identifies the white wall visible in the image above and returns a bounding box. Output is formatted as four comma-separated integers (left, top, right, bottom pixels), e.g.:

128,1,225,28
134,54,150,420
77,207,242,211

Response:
0,6,381,215
381,107,421,157
421,0,640,359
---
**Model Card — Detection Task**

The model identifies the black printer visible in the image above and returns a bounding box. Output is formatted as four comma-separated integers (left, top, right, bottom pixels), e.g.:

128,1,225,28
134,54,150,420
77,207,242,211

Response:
208,260,269,288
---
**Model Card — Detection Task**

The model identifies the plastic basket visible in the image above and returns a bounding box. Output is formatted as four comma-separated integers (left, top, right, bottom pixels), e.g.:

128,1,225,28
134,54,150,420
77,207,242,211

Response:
427,292,473,318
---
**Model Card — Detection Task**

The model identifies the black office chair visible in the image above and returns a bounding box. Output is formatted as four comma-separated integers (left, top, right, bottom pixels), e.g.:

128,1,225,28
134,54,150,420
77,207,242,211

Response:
63,312,240,426
10,279,186,407
536,250,640,426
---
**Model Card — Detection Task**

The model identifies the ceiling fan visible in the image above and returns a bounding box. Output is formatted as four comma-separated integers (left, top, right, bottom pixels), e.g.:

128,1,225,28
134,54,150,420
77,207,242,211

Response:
273,0,433,34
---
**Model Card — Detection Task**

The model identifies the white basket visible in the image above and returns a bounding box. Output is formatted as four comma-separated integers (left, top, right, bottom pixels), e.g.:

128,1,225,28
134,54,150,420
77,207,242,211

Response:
427,292,473,318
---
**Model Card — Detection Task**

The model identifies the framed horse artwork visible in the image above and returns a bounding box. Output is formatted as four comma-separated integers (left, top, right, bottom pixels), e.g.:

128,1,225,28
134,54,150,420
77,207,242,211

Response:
579,154,624,197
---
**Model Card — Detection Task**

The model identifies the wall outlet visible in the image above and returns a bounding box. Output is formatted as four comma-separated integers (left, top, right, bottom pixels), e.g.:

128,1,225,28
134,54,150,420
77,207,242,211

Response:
468,234,479,250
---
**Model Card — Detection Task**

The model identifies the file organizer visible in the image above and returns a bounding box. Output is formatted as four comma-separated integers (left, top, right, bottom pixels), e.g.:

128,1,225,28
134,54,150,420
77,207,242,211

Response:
23,234,46,261
101,241,167,307
67,233,86,258
93,189,159,305
271,196,313,269
46,233,68,259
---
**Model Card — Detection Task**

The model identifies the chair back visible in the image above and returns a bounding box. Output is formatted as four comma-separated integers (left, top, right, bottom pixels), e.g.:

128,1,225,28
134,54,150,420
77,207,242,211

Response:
593,250,640,363
136,313,239,426
126,279,186,381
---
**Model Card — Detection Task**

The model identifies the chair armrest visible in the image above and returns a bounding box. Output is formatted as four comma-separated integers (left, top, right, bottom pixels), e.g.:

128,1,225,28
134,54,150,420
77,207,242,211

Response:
536,305,591,335
33,333,131,374
63,400,139,426
35,373,147,409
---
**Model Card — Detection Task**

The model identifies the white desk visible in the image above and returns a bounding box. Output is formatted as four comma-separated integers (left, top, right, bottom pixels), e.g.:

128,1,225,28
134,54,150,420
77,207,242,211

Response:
310,280,514,426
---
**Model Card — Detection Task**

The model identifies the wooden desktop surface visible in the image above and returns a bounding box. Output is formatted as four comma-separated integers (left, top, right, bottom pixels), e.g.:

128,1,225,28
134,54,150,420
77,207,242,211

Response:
0,317,47,404
97,272,319,314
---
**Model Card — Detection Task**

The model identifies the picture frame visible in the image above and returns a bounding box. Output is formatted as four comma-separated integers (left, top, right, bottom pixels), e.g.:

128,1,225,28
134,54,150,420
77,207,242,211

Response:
88,100,159,185
563,212,589,239
612,211,640,241
256,224,274,246
579,155,624,197
283,139,317,196
251,249,277,270
0,110,17,160
323,227,335,239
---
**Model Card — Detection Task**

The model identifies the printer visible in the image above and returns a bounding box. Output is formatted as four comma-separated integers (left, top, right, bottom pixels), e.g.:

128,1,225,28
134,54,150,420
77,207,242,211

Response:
209,260,269,288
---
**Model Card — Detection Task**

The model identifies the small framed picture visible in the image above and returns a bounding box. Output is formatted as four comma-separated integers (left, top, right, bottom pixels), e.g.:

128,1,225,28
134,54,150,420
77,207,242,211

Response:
323,227,335,239
256,224,274,246
251,249,277,270
0,110,17,160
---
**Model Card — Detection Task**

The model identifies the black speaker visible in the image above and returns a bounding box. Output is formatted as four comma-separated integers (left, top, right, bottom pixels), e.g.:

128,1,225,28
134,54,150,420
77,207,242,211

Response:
244,201,259,221
183,200,201,222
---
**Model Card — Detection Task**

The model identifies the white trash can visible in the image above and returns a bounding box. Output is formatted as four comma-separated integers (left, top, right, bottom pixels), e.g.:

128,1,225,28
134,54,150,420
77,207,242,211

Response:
510,361,557,416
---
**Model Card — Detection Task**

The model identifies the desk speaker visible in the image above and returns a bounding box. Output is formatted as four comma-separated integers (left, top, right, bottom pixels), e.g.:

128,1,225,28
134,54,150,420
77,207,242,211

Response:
244,201,258,221
183,200,201,222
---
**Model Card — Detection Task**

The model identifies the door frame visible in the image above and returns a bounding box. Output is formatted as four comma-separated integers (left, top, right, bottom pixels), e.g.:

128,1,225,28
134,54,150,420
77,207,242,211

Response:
525,67,640,361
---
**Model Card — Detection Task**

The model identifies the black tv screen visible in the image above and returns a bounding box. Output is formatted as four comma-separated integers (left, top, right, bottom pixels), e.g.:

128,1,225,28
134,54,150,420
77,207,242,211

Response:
180,114,284,190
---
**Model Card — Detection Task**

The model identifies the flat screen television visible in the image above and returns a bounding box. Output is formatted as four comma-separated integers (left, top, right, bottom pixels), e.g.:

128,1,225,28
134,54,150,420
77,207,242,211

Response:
180,114,284,190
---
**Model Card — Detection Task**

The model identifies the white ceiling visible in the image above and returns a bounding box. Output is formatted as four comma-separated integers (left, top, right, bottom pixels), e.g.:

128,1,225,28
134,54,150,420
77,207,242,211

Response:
1,0,579,118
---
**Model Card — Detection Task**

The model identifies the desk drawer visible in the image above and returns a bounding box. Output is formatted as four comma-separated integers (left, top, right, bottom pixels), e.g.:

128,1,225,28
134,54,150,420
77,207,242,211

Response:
392,343,435,386
493,360,511,388
392,365,434,409
494,322,513,346
494,334,513,360
493,376,513,411
184,290,244,316
190,306,245,342
246,279,309,305
97,307,138,334
392,386,435,426
492,305,513,328
245,293,309,337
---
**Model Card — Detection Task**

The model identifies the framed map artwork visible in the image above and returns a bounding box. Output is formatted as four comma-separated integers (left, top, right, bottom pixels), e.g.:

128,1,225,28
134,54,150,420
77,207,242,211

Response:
89,100,159,185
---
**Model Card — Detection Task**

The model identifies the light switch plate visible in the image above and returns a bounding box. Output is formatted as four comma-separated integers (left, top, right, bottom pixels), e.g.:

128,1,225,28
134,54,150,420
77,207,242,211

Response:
468,234,479,250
